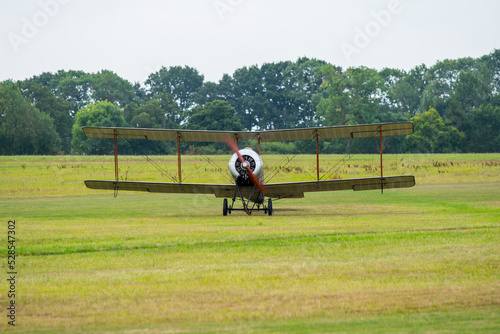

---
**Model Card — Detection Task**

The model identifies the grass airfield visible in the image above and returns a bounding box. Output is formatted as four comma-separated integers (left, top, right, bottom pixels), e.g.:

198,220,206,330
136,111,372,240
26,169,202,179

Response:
0,154,499,333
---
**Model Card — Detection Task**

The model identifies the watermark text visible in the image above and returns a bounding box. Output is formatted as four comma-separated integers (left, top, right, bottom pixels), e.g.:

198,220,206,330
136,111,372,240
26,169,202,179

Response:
6,220,17,327
7,0,72,54
340,0,404,63
213,0,245,20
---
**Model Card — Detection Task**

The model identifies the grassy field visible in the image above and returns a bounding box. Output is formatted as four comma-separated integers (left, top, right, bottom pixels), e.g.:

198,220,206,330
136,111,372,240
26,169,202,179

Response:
0,154,499,333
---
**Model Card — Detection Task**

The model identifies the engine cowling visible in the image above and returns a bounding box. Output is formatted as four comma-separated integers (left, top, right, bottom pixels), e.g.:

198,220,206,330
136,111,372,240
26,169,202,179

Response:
228,147,264,185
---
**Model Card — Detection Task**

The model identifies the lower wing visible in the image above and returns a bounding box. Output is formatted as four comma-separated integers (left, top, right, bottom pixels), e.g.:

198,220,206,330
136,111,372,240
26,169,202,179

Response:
84,180,236,198
85,175,414,199
264,175,416,199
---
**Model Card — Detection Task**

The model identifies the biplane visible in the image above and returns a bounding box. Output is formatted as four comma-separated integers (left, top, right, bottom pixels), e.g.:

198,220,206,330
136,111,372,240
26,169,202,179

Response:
82,122,416,215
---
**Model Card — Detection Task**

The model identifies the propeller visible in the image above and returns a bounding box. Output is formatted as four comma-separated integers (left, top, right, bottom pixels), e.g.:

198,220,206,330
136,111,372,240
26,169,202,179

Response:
224,136,267,194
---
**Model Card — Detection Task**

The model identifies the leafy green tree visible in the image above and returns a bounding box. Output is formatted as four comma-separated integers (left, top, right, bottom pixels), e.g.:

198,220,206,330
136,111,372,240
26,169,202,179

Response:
118,93,177,155
71,101,128,154
227,65,264,130
29,71,57,88
30,70,137,115
133,82,147,102
464,104,500,152
146,66,204,111
17,81,73,152
291,57,328,125
194,81,227,106
316,65,399,153
317,65,385,126
50,70,93,115
226,58,327,130
405,107,464,153
125,93,180,129
258,60,324,129
0,82,61,154
479,49,500,93
183,100,243,154
492,94,500,107
259,61,293,129
389,64,428,117
29,70,90,114
91,70,136,107
186,100,243,131
453,66,492,111
447,66,493,132
420,57,478,117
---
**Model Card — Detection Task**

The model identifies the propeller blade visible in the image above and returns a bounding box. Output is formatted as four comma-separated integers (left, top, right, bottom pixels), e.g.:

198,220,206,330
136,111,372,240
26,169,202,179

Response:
246,165,267,193
225,137,245,164
224,136,267,194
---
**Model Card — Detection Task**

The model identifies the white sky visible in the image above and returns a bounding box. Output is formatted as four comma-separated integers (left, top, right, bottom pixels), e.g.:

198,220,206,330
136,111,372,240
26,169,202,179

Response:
1,0,499,84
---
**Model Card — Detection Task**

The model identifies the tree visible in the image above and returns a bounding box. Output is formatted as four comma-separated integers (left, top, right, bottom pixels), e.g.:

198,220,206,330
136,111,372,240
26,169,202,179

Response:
479,49,500,94
227,65,264,130
317,65,385,126
91,70,136,107
389,64,428,117
464,104,500,152
291,57,328,126
71,101,128,154
183,100,243,154
0,82,61,155
49,70,93,115
186,100,243,131
405,107,464,153
17,81,73,153
194,81,225,106
30,70,137,116
446,67,491,136
453,67,492,111
225,58,327,130
125,93,180,129
120,93,178,155
316,65,403,153
146,66,204,111
420,57,478,118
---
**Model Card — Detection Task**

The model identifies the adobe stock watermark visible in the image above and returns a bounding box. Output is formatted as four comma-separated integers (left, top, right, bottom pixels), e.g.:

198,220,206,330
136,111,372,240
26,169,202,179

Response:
7,0,72,54
213,0,245,20
340,0,404,63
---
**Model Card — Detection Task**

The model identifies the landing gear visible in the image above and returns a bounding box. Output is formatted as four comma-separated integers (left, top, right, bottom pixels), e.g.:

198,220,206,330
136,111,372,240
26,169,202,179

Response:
222,197,273,216
223,198,228,216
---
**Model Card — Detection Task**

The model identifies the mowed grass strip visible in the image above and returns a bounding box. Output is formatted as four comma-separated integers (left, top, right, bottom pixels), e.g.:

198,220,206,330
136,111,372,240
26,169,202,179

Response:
18,224,500,329
0,154,499,332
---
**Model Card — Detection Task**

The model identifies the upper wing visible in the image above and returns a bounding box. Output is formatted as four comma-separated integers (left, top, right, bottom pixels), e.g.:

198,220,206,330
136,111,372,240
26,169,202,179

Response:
265,176,416,199
82,122,413,143
85,180,236,198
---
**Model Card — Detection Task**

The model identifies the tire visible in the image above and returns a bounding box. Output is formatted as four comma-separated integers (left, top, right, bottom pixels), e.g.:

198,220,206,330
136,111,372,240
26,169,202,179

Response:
223,198,228,216
268,198,273,216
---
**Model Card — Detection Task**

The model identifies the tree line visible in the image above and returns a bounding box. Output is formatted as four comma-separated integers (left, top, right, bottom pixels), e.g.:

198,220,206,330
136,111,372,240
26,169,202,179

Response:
0,49,499,155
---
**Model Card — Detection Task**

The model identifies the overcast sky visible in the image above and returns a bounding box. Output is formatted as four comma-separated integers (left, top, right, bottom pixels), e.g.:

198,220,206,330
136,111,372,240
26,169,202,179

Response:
1,0,499,84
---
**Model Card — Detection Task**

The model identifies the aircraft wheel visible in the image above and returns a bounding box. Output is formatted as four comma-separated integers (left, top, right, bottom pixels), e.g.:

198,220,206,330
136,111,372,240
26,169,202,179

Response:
267,198,273,216
223,198,228,216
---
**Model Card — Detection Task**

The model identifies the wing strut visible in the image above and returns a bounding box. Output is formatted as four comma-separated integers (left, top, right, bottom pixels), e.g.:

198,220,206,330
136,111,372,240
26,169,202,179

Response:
258,135,261,155
113,130,119,181
177,132,182,183
316,131,320,181
379,126,384,194
113,130,119,197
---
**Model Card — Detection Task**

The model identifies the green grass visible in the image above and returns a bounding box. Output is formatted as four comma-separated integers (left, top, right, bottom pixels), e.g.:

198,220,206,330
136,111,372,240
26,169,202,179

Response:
0,154,499,333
